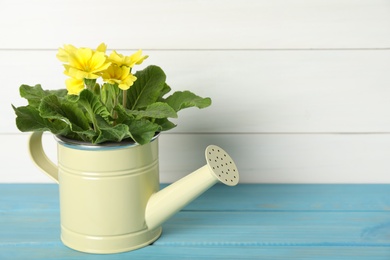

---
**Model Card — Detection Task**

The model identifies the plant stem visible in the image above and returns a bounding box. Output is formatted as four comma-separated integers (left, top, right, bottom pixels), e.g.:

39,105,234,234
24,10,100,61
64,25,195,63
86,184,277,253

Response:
122,90,127,108
112,93,119,126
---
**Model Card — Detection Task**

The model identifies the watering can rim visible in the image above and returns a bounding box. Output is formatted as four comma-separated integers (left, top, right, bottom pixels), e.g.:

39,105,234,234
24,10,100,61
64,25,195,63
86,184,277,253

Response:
54,132,160,151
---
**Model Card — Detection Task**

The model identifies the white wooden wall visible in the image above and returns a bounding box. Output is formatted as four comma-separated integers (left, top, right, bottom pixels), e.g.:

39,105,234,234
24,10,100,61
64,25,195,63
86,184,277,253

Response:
2,0,390,183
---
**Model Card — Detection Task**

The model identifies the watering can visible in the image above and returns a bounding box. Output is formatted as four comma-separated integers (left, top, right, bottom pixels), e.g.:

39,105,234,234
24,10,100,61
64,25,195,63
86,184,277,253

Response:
28,132,239,254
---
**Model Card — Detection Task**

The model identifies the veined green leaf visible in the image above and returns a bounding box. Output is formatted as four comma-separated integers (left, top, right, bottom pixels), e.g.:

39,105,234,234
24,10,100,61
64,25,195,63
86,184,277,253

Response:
19,84,67,108
127,65,166,110
125,102,177,119
12,105,70,135
19,84,46,108
126,118,160,145
101,83,119,114
114,106,159,144
155,118,177,131
93,116,130,144
165,91,212,112
78,89,111,119
69,89,111,132
39,94,91,133
158,83,172,101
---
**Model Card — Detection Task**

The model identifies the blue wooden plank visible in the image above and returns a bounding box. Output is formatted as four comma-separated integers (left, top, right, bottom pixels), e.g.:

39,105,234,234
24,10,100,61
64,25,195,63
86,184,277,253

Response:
0,184,58,212
1,244,389,260
2,209,390,246
158,211,390,246
1,184,390,259
2,184,390,212
184,184,390,211
0,211,60,243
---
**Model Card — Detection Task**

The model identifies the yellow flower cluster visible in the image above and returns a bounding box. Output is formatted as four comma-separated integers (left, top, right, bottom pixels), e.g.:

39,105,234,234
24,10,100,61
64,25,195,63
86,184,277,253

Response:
57,43,148,95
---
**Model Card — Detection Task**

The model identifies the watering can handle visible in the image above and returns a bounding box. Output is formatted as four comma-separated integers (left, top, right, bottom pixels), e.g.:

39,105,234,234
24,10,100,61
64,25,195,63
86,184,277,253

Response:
28,132,59,183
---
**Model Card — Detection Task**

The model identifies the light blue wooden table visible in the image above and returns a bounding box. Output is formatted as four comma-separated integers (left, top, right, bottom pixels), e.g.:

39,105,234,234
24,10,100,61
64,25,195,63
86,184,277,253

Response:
1,184,390,259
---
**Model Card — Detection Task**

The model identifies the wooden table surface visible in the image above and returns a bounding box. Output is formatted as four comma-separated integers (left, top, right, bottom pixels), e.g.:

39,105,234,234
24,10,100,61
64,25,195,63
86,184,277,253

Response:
1,184,390,259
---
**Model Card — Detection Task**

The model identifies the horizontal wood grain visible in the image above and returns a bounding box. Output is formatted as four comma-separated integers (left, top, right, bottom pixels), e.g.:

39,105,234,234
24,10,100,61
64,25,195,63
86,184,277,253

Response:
2,210,389,246
0,244,388,260
160,212,390,246
2,184,390,212
184,184,390,212
1,0,390,49
2,133,390,183
5,50,390,134
2,1,390,185
160,133,390,183
1,184,390,259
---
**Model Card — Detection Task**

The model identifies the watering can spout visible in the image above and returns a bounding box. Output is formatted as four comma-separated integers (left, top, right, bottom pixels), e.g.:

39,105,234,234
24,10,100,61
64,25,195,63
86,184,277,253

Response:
145,145,239,230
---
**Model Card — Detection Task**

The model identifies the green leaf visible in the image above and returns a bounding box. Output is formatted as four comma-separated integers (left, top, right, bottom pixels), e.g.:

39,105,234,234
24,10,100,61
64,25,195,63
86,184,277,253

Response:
70,89,111,131
39,94,91,133
39,95,70,123
158,83,172,101
19,84,67,108
165,91,212,112
78,90,111,119
127,65,166,110
126,119,160,145
125,102,177,119
12,105,70,135
114,106,159,144
38,95,95,142
19,84,46,107
155,118,177,131
94,116,130,144
84,78,97,90
100,83,119,114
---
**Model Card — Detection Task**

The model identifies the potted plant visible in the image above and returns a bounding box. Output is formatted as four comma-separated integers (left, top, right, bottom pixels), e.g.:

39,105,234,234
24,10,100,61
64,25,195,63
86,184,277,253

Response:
13,43,211,145
11,43,231,254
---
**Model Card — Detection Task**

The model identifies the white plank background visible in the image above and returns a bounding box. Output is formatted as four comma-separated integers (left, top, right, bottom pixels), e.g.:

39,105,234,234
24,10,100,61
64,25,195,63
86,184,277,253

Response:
1,0,390,183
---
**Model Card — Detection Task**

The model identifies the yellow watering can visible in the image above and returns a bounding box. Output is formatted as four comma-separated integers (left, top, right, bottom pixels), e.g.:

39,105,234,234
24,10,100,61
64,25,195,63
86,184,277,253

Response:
29,132,239,254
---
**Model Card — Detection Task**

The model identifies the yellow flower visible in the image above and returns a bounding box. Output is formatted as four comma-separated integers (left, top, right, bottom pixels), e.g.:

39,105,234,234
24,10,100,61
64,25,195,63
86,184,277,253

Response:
65,78,84,95
65,48,111,79
108,51,132,67
102,64,137,90
57,43,107,63
130,49,149,65
57,44,144,94
96,43,107,53
56,44,77,62
108,49,148,68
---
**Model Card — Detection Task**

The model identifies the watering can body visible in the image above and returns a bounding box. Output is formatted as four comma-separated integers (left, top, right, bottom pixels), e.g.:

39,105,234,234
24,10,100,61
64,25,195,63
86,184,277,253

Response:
30,132,161,253
28,132,239,254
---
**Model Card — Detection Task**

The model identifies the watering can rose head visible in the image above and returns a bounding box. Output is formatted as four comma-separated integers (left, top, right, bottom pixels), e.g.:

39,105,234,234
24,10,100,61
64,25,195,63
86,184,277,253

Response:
12,43,212,145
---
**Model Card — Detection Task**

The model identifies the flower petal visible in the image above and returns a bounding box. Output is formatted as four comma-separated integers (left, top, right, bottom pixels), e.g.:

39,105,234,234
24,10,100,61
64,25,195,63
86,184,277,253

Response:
65,78,84,95
56,44,77,62
96,43,107,53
